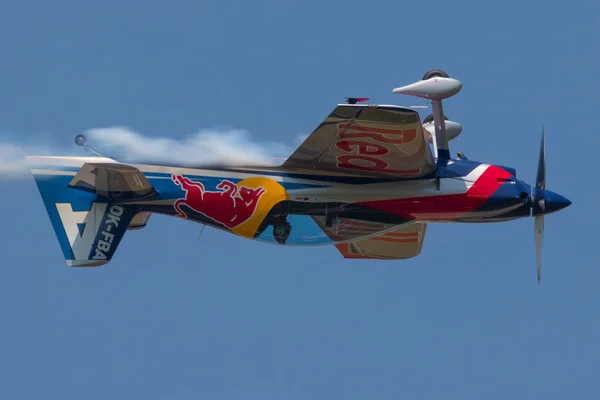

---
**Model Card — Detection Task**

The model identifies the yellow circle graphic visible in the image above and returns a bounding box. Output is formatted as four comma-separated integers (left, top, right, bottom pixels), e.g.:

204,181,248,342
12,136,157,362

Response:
229,177,289,238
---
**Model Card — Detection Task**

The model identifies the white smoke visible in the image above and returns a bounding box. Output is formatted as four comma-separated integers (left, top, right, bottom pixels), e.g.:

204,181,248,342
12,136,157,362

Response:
0,127,308,180
0,141,59,178
86,126,296,166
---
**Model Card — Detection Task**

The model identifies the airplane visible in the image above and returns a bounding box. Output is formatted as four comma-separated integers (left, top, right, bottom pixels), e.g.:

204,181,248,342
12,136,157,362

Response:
26,69,571,283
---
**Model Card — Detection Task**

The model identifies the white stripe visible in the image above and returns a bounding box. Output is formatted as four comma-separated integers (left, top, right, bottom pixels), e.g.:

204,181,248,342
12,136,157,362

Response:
29,164,326,186
26,156,338,186
26,156,117,167
464,164,489,183
66,260,107,267
136,165,335,186
31,169,77,176
132,163,286,182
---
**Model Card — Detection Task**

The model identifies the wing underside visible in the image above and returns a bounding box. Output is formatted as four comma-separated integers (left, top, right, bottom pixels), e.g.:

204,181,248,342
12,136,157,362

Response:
310,216,427,259
334,221,427,259
282,104,436,179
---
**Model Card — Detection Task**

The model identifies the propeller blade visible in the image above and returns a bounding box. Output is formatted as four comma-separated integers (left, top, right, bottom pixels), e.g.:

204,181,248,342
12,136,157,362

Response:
532,126,547,216
534,127,546,283
534,215,544,284
536,126,546,190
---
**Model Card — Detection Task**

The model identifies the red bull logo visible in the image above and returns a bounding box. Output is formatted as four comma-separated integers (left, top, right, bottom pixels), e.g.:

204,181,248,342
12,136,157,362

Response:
172,175,267,228
334,121,423,176
171,175,290,238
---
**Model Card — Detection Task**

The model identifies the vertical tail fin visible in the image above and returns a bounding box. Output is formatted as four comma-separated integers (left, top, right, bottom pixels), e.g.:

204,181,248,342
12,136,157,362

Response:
53,201,136,266
27,156,153,267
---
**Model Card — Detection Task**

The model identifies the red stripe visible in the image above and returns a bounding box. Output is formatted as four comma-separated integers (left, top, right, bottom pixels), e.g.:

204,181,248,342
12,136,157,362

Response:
357,166,512,221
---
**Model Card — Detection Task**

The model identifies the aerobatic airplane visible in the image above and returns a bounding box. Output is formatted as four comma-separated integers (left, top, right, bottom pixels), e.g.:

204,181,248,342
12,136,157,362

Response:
27,69,571,283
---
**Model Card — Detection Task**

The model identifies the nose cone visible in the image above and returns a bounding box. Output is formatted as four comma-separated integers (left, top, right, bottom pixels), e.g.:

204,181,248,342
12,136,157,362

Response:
544,190,572,214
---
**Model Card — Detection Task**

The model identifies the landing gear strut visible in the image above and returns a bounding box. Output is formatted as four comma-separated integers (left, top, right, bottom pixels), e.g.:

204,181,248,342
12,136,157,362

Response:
272,218,292,244
325,204,339,228
266,202,292,244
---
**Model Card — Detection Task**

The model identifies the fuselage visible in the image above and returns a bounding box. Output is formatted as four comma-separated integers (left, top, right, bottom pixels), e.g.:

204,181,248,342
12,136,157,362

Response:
118,155,540,245
28,154,570,247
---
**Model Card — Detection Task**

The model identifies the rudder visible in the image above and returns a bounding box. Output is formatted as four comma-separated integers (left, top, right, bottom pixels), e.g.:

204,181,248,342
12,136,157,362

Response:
54,201,137,266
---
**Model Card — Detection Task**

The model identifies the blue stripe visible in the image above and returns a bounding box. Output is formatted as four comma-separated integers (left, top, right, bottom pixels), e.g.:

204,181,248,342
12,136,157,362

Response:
434,158,481,179
29,164,80,172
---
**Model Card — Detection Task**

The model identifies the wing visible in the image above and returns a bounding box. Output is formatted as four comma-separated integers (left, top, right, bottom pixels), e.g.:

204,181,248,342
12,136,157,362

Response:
282,104,436,179
309,216,427,259
310,215,412,243
334,222,427,260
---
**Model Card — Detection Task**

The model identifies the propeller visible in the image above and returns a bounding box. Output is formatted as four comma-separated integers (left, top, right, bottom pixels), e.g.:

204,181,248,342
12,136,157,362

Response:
526,126,571,283
531,127,546,284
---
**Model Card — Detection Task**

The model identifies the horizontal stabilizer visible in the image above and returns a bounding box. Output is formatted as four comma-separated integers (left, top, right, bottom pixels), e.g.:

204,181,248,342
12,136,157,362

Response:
128,211,152,230
69,163,157,201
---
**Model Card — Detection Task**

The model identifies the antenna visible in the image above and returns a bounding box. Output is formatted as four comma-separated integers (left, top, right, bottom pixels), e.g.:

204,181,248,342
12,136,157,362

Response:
197,224,206,240
74,134,105,157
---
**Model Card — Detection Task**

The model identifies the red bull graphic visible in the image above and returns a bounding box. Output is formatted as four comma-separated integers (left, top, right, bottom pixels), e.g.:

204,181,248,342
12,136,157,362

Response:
171,175,290,239
172,175,267,229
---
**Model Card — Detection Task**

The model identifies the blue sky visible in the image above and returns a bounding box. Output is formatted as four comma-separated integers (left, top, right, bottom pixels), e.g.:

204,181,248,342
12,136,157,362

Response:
0,0,598,399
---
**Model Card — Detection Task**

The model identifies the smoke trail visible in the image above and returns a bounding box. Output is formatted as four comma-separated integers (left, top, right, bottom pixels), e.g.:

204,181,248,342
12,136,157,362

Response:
0,127,306,180
0,141,59,178
85,126,298,166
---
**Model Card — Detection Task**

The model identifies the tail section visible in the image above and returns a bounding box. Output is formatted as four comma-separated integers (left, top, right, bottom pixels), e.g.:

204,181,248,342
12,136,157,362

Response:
54,201,136,266
27,156,156,267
